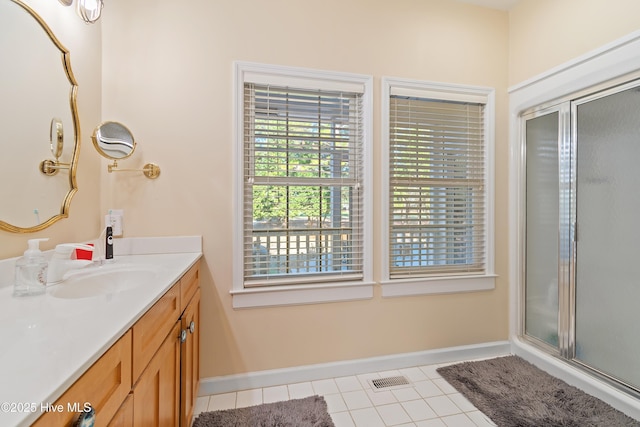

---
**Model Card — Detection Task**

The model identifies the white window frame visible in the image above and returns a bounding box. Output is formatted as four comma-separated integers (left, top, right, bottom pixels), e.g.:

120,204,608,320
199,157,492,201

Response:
380,77,497,297
232,61,374,308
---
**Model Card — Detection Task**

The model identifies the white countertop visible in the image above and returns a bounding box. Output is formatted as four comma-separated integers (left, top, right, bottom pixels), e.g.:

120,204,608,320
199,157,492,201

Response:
0,237,202,427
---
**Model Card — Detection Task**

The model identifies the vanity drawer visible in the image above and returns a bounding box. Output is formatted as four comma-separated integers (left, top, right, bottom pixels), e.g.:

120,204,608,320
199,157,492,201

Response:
132,284,180,382
32,330,132,427
179,261,200,313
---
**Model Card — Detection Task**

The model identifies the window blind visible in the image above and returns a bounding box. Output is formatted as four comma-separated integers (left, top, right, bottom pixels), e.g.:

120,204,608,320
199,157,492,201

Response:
243,83,364,286
388,95,486,278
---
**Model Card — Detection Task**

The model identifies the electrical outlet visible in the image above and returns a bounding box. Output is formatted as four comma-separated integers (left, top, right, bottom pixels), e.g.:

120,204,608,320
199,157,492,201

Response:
110,216,123,237
105,209,124,237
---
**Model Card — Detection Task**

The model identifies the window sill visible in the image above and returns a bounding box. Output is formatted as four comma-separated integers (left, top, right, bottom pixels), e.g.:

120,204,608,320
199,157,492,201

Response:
380,274,497,297
230,281,375,308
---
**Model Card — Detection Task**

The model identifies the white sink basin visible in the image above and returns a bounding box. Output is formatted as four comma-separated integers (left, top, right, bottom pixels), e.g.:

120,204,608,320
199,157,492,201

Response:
48,264,159,299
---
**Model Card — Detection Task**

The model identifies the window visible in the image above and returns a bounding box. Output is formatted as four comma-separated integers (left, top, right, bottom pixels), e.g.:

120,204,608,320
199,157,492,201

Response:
381,77,496,296
233,62,374,308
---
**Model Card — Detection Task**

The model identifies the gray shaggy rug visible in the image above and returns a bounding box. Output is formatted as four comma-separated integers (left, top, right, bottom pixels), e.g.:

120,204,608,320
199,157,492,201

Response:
192,395,335,427
437,355,640,427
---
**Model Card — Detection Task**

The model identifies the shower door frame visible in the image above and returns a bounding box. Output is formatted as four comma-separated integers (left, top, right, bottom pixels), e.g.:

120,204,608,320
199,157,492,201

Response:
519,104,569,358
519,72,640,398
509,31,640,417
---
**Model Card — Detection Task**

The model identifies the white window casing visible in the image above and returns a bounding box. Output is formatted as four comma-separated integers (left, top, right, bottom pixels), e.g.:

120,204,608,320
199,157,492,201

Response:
381,77,496,297
232,62,374,308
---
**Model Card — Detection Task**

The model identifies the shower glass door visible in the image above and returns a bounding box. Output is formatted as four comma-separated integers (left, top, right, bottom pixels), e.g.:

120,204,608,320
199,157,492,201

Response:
574,83,640,391
524,110,560,349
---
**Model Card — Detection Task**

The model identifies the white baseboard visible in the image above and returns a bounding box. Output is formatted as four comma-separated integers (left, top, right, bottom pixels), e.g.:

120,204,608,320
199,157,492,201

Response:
199,340,511,396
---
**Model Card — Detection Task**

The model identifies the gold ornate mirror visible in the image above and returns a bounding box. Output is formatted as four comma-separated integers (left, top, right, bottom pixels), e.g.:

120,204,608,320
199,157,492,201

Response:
0,0,79,233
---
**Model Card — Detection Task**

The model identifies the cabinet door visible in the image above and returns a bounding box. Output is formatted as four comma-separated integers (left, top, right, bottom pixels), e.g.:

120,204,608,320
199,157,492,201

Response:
107,394,133,427
133,323,180,427
180,288,200,426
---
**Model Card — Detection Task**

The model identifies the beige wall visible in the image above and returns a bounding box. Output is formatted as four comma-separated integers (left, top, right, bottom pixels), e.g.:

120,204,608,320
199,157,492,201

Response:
0,0,102,259
5,0,640,381
101,0,510,378
509,0,640,86
4,0,516,380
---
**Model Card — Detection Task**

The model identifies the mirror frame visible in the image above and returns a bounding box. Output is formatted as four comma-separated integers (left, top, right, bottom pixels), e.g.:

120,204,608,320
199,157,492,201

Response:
1,0,80,233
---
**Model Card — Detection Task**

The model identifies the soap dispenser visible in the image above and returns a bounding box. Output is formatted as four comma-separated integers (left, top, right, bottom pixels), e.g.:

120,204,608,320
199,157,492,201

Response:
13,238,49,297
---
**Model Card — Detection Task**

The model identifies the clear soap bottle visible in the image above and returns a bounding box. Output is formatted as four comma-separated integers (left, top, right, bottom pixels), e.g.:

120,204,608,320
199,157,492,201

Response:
13,238,49,297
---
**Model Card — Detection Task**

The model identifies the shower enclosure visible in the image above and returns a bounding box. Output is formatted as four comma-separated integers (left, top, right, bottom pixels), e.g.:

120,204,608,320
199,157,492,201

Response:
523,75,640,395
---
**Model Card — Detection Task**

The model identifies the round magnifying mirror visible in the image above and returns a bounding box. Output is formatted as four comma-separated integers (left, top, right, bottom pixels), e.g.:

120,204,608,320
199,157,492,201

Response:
50,118,64,159
91,121,136,160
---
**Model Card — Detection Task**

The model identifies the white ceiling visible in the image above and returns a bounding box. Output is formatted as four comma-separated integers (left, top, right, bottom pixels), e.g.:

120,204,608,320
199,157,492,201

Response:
455,0,521,11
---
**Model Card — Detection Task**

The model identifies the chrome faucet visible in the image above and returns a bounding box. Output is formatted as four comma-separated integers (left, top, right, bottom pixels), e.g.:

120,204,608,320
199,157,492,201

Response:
46,244,94,285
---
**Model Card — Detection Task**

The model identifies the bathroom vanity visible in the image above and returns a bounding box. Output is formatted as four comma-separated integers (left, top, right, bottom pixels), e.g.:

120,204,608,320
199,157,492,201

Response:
0,238,202,427
2,3,202,424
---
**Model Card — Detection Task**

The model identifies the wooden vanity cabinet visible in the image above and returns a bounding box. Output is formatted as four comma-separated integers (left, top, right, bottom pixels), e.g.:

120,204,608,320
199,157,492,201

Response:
131,260,200,427
31,260,201,427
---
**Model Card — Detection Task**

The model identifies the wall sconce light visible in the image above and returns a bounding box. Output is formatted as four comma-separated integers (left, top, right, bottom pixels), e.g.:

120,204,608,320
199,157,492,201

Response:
57,0,104,24
77,0,104,23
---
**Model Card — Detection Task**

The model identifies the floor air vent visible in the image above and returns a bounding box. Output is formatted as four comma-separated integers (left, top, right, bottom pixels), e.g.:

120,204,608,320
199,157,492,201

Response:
369,375,412,392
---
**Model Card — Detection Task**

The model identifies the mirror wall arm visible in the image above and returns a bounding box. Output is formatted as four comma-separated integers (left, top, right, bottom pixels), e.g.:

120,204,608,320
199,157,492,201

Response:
39,159,70,176
107,161,161,179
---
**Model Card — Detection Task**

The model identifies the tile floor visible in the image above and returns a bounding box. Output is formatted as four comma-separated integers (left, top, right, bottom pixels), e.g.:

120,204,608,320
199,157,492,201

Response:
193,361,497,427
